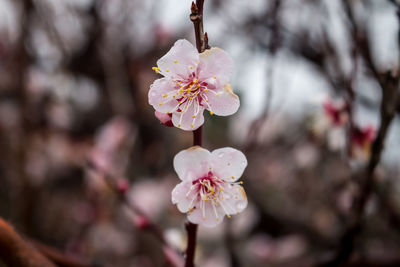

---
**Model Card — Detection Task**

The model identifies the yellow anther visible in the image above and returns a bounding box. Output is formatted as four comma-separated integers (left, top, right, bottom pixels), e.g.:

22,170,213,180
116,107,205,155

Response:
231,176,235,179
239,181,243,184
202,217,206,220
178,124,181,127
190,66,193,70
152,67,160,74
174,60,178,63
192,115,196,118
197,84,201,87
197,61,200,64
216,93,220,96
210,111,214,115
159,102,163,106
227,163,231,166
163,94,168,98
191,124,194,128
181,110,185,113
166,69,170,72
228,215,231,219
194,79,198,83
213,75,216,79
206,100,209,102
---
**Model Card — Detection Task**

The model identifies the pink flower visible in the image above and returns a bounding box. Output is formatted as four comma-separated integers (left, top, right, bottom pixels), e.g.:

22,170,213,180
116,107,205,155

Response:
171,146,248,227
323,99,348,126
351,125,376,159
148,39,239,130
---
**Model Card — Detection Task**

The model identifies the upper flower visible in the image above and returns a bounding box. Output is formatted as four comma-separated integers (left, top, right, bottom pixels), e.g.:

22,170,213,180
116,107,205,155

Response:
148,39,240,130
171,146,248,227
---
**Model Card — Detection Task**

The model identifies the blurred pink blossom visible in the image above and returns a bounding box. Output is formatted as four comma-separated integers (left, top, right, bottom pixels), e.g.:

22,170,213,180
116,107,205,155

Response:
148,39,239,130
171,146,248,227
128,179,171,220
351,125,376,160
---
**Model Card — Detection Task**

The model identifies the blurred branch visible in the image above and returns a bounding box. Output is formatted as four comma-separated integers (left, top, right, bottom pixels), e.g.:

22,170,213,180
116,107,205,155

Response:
244,0,283,151
86,160,168,246
320,71,399,266
28,239,97,267
0,217,56,267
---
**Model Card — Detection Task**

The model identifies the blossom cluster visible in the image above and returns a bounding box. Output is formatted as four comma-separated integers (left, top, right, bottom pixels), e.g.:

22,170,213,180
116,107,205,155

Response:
148,39,247,227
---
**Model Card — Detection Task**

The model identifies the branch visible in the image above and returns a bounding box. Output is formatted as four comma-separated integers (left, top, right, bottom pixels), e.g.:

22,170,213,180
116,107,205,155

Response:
28,239,97,267
184,1,208,266
319,71,400,266
86,161,167,246
0,217,56,267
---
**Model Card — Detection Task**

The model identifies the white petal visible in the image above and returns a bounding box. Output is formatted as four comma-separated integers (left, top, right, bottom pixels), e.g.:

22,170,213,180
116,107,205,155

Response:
187,201,224,227
204,84,240,116
198,47,234,88
220,184,248,215
157,39,199,79
148,78,179,113
171,101,205,131
173,146,211,181
171,181,195,213
211,147,247,182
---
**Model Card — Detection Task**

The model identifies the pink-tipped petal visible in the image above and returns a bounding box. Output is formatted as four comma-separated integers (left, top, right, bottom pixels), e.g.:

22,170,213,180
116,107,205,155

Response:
198,47,234,88
155,111,173,127
157,39,199,78
173,146,211,181
148,78,179,113
211,147,247,182
187,202,224,227
171,102,205,131
204,84,239,116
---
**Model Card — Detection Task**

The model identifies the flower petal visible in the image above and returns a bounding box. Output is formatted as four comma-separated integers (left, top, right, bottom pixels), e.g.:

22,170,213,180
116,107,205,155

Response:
171,101,205,131
211,147,247,181
148,78,179,113
157,39,199,79
219,184,248,215
171,181,194,212
173,146,211,181
203,84,239,116
198,47,234,88
187,202,224,227
155,111,173,127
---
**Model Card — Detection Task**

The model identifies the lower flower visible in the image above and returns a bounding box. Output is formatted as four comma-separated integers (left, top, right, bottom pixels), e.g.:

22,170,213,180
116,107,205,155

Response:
171,146,248,227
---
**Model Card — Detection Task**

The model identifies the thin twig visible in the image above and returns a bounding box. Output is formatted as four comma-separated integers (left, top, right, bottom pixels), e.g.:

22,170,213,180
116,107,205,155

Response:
86,160,167,246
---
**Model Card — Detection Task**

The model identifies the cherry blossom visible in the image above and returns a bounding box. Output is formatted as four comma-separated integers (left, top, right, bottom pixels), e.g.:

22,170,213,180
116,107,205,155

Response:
171,146,248,227
351,125,376,160
148,39,239,130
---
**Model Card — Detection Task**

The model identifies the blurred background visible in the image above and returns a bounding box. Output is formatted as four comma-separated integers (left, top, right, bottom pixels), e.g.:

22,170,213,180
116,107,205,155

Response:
1,0,400,266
